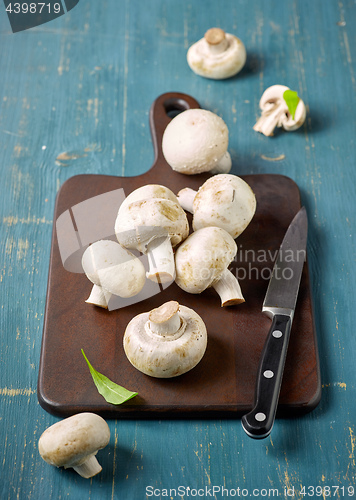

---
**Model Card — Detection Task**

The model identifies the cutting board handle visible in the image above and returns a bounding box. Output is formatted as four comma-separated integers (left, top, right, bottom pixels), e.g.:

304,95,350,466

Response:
149,92,201,174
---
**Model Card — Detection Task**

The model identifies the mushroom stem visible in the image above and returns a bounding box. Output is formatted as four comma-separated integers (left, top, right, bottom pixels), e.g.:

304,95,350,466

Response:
212,268,245,306
177,188,197,213
146,236,175,284
210,151,232,174
72,454,102,478
85,284,111,309
253,106,287,137
148,301,182,336
205,28,229,54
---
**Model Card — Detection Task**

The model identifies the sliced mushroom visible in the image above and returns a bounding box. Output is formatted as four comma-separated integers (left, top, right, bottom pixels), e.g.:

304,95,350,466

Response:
162,108,232,175
115,185,189,283
187,27,246,80
177,174,256,239
123,300,207,378
175,227,244,306
81,239,146,308
253,84,306,137
38,413,110,478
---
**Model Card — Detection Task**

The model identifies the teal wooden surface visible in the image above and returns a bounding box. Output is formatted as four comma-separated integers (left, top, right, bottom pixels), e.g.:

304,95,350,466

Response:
0,1,355,499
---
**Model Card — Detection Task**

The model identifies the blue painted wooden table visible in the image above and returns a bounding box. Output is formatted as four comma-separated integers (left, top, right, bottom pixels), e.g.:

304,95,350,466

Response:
0,1,355,499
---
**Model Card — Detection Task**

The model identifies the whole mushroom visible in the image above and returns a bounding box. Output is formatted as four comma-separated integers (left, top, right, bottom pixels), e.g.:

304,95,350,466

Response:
81,239,146,308
115,185,189,283
38,413,110,478
162,108,232,175
253,84,306,137
187,27,246,80
175,227,244,306
123,300,207,378
177,174,256,239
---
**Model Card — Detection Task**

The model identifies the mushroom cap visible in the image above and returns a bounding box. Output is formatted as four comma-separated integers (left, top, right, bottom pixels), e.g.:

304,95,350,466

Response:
175,227,237,294
187,30,246,80
123,302,207,378
120,184,179,212
162,109,229,175
115,198,189,251
259,84,306,131
192,174,256,238
81,239,146,298
259,84,290,109
38,413,110,469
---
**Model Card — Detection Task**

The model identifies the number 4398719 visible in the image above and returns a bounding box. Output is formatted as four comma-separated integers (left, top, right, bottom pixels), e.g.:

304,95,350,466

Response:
299,485,355,496
5,3,62,14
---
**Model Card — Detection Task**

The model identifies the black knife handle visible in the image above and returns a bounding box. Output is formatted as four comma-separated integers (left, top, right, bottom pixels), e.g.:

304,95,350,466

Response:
241,314,292,439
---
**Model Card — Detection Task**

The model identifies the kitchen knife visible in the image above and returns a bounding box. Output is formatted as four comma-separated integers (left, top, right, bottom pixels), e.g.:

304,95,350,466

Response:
241,206,308,439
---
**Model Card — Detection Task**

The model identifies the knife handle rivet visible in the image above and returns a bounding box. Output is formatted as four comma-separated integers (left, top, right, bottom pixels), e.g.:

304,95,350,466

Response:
263,370,274,378
272,330,283,338
255,412,266,422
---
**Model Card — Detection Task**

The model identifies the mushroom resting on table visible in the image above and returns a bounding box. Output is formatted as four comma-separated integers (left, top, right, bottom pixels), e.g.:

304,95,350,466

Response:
81,239,146,308
123,300,208,378
115,185,189,283
187,27,246,80
162,108,232,175
175,227,244,306
177,174,256,239
253,84,306,137
38,413,110,478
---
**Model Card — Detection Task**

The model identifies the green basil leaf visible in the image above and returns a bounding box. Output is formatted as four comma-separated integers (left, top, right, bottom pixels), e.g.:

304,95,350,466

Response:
283,89,300,120
81,349,138,405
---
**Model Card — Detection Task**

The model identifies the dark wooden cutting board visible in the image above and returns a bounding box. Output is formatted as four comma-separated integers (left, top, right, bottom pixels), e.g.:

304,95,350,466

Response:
38,92,321,419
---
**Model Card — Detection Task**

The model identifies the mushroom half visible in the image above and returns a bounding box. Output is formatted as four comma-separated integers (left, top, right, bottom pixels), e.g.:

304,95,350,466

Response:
38,413,110,478
187,27,246,80
123,300,208,378
177,174,256,239
162,108,232,175
253,84,306,137
175,227,244,306
115,185,189,283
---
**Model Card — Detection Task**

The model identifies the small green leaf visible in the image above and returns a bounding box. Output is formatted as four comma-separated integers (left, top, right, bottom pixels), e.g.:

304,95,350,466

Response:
81,349,138,405
283,89,300,120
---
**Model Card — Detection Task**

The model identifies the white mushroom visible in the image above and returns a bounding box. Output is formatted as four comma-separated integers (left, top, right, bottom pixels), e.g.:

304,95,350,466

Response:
253,84,306,137
177,174,256,239
38,413,110,478
187,27,246,80
115,185,189,283
162,108,232,175
81,239,146,308
123,300,207,378
175,227,244,306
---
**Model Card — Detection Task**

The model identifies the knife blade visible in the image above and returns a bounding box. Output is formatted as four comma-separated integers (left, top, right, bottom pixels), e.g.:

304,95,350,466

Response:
241,206,308,439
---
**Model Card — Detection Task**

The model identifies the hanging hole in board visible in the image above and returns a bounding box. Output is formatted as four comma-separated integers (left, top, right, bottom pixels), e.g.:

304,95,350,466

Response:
164,98,191,119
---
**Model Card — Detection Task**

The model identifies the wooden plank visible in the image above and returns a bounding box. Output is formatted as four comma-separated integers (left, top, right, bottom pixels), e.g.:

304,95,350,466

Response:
38,93,320,419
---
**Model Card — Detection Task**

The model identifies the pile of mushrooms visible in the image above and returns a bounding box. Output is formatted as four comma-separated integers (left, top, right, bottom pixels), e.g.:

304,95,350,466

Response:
124,300,207,377
253,84,306,137
187,27,246,80
115,185,189,283
177,174,256,238
162,108,232,175
81,239,146,309
38,413,110,478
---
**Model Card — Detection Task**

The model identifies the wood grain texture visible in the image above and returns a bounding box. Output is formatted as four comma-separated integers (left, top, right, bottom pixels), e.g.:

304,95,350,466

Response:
0,0,355,498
